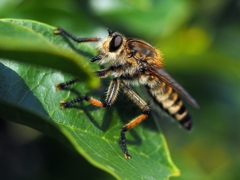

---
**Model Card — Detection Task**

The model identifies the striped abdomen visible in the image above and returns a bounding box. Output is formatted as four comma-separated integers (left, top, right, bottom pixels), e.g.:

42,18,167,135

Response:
146,81,192,130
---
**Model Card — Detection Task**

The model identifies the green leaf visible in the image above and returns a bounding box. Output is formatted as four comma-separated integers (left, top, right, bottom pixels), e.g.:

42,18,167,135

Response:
0,18,99,88
0,19,179,179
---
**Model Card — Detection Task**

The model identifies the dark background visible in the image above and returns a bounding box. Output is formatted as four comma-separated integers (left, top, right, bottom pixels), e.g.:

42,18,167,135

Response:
1,0,240,179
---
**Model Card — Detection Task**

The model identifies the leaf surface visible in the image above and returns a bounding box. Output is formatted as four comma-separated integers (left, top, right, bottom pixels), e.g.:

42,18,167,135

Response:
0,19,179,180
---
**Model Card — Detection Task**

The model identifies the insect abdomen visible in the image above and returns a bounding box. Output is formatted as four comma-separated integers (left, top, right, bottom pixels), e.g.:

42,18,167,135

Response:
146,82,192,130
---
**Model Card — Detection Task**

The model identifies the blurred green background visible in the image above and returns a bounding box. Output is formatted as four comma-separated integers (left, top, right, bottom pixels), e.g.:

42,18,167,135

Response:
0,0,240,179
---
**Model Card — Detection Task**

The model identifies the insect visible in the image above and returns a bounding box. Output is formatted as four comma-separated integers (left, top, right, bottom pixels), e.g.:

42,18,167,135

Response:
54,28,199,159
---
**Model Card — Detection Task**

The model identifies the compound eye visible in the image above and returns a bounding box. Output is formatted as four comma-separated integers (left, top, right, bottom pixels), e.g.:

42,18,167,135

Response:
109,35,123,52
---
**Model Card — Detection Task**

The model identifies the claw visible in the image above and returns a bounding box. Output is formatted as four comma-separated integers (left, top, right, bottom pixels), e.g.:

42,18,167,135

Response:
54,28,62,34
124,153,131,159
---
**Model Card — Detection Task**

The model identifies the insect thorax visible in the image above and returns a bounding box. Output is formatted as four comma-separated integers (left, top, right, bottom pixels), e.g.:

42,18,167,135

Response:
96,35,164,88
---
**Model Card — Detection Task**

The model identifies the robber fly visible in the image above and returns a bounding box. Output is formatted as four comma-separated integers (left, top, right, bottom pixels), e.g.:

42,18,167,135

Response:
54,28,199,159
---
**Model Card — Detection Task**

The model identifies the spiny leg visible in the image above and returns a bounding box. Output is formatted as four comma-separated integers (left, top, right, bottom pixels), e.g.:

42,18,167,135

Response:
120,83,151,159
55,68,112,91
54,28,101,43
60,78,120,109
60,96,104,109
54,28,102,62
95,68,112,78
121,113,149,159
55,79,78,91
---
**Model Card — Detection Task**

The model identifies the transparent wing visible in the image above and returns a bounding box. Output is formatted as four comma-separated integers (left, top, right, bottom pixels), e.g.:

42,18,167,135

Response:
149,68,199,109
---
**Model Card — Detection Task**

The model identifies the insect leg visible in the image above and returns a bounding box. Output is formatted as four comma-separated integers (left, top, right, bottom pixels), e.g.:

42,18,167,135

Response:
54,28,101,43
55,79,78,90
120,83,150,159
60,78,120,109
55,67,111,91
54,28,103,62
95,68,112,78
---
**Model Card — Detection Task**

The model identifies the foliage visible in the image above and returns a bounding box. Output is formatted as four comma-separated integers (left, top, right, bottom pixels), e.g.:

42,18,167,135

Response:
0,0,240,179
0,18,178,179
